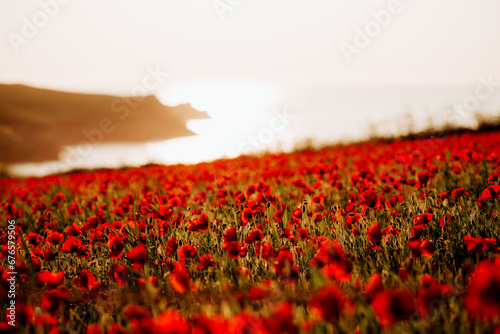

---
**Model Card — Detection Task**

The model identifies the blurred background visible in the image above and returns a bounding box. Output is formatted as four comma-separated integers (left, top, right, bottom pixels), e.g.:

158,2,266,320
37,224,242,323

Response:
1,0,500,176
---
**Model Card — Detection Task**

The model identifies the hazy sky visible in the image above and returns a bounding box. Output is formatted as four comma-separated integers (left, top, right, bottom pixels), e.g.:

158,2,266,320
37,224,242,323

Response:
1,0,500,95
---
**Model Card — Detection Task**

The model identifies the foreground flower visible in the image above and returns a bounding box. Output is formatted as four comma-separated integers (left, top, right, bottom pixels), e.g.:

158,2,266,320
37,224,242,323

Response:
170,261,194,293
264,302,298,334
463,258,500,320
154,309,190,334
309,284,348,322
41,288,69,315
8,303,34,327
371,289,415,327
364,273,384,303
416,275,452,317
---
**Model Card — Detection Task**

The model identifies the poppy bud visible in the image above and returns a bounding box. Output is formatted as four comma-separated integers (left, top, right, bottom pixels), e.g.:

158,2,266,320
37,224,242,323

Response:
417,171,429,185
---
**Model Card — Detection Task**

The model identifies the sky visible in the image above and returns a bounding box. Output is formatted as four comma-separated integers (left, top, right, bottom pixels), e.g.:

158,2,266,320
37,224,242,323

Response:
1,0,500,92
1,0,500,175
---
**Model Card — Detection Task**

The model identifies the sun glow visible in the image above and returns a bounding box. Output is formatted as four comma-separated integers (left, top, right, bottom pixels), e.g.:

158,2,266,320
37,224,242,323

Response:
154,82,283,163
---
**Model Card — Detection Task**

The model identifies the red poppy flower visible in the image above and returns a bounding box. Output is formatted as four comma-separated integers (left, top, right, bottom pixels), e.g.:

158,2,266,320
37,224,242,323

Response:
197,254,216,270
170,261,194,294
273,250,294,276
153,205,174,222
464,235,486,253
26,232,43,246
320,264,352,283
10,303,34,327
242,208,253,224
408,236,422,257
264,302,298,334
371,289,415,327
361,190,378,208
50,192,65,207
481,185,500,201
345,213,359,226
420,239,435,257
246,184,257,197
464,258,500,320
87,325,102,334
64,223,81,237
107,323,127,334
296,228,310,240
367,222,383,246
484,238,499,254
37,271,65,290
310,241,352,281
438,192,449,203
73,270,98,291
416,274,452,317
168,196,183,207
281,228,297,242
108,236,124,259
86,216,100,229
223,227,238,243
61,237,82,254
364,273,384,302
123,304,152,322
127,244,148,270
488,172,499,184
247,286,272,302
381,225,399,238
187,214,209,232
387,194,403,208
166,237,178,255
309,284,348,322
40,288,69,315
451,187,469,199
414,213,433,225
177,244,198,262
398,268,409,281
154,309,190,334
411,224,426,238
225,241,247,260
255,241,276,261
113,265,129,286
417,171,429,185
46,231,64,245
244,229,264,245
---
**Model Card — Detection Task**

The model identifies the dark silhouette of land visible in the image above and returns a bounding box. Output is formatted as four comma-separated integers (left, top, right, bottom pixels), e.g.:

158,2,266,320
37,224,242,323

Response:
0,84,209,163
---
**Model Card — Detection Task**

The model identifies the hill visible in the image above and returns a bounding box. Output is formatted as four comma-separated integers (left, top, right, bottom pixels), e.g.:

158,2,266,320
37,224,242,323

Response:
0,84,209,163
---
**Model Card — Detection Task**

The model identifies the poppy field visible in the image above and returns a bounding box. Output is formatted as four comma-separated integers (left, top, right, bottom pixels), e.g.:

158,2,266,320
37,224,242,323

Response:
1,129,500,333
